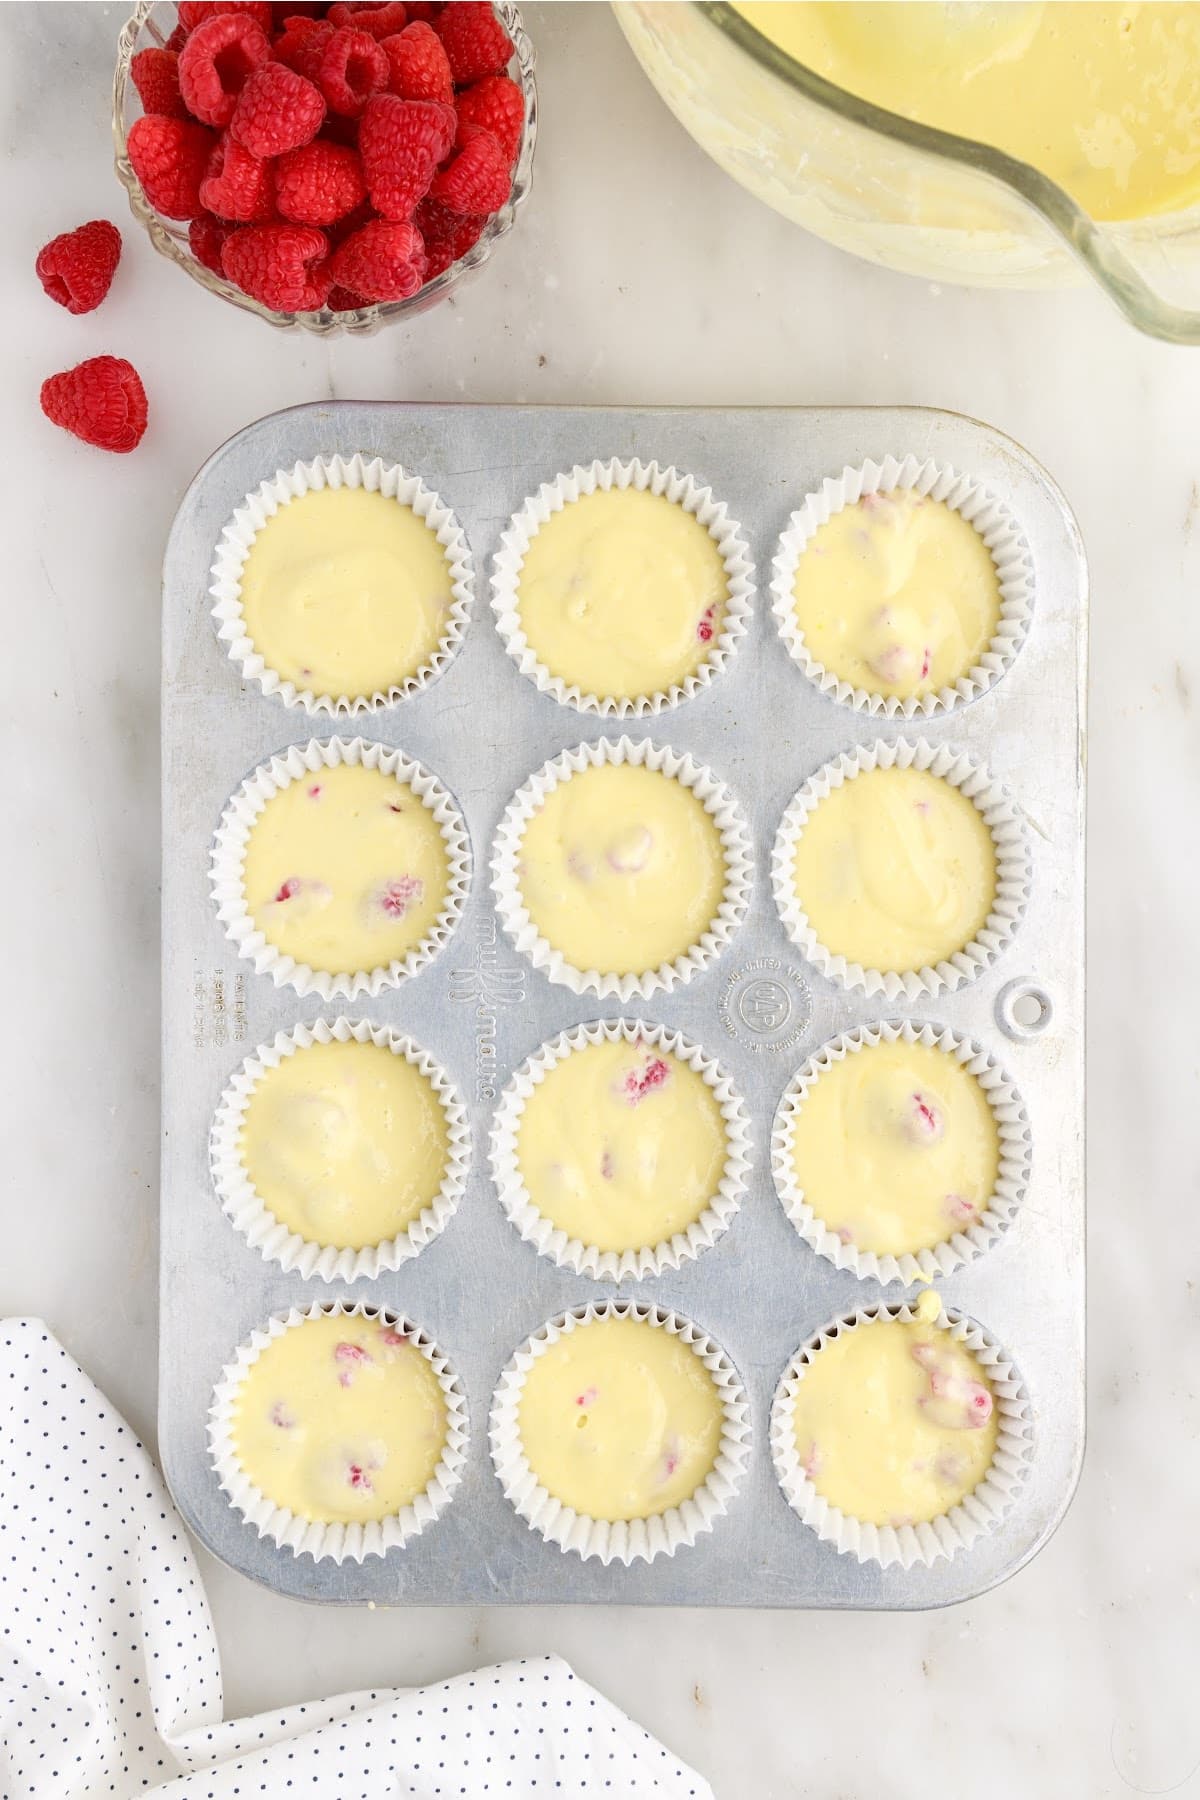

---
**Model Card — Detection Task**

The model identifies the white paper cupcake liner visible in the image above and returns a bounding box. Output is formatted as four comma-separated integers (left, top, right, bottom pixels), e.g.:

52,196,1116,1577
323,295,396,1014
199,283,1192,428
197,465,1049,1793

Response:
210,1016,471,1282
771,736,1030,1000
770,454,1033,719
490,1018,752,1281
490,1299,751,1565
491,735,752,1001
770,1299,1032,1570
210,735,471,1001
491,457,754,716
210,452,474,717
771,1019,1031,1286
208,1297,468,1563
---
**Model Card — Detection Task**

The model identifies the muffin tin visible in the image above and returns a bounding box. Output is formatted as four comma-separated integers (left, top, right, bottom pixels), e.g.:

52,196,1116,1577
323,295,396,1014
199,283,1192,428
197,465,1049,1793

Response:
161,401,1086,1607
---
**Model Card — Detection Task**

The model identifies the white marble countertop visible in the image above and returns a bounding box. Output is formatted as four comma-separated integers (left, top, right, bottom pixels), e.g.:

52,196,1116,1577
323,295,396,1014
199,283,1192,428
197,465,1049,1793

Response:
5,4,1200,1796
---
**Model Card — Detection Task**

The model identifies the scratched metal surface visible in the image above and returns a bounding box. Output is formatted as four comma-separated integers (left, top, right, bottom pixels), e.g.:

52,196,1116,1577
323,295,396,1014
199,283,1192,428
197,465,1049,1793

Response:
160,402,1086,1608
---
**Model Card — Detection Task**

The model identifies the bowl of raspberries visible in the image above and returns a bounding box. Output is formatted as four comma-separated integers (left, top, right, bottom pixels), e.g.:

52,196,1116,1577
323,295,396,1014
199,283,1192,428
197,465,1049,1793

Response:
113,0,536,333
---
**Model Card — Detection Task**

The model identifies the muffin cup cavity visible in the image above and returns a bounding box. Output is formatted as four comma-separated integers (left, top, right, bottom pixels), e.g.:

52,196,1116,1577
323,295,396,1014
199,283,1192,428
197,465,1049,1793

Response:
491,457,754,717
489,1298,751,1566
491,734,752,1002
490,1018,752,1282
210,734,471,1002
210,453,474,717
771,454,1032,719
771,1019,1031,1287
210,1016,471,1283
208,1298,468,1563
770,1301,1032,1570
770,736,1031,1001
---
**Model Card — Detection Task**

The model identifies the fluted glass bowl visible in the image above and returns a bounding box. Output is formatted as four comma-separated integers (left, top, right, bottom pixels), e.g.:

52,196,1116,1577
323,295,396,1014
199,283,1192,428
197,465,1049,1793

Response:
113,1,537,337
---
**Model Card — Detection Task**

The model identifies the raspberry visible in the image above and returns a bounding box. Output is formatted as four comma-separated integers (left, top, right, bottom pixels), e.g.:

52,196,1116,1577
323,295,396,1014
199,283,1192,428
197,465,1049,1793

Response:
276,139,366,224
381,21,452,103
177,12,271,127
455,73,523,163
35,220,121,315
359,93,454,219
317,26,389,117
331,217,426,300
126,114,215,219
273,17,335,80
429,121,510,215
435,2,513,83
188,210,233,273
178,1,273,29
200,134,276,221
328,1,410,36
326,282,367,311
40,356,148,454
222,222,332,307
405,1,443,20
129,46,187,119
414,194,482,277
230,62,325,156
165,22,189,51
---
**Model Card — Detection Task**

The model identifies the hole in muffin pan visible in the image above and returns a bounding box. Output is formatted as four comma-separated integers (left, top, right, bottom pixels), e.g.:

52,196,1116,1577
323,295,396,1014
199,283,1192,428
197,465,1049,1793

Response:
995,979,1054,1041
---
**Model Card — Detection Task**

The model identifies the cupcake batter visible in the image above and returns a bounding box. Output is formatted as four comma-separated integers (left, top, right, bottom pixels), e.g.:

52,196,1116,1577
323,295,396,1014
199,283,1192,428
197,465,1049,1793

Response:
515,1037,727,1253
789,1311,998,1526
789,1037,1000,1257
791,491,1000,701
518,1314,723,1522
515,487,729,701
518,761,726,976
790,764,996,972
232,1311,447,1524
238,485,453,700
243,760,449,974
239,1038,450,1250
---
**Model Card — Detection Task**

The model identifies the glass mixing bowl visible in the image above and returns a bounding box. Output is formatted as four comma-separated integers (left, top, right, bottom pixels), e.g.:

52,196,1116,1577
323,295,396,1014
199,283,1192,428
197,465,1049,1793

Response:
113,1,537,338
617,1,1200,344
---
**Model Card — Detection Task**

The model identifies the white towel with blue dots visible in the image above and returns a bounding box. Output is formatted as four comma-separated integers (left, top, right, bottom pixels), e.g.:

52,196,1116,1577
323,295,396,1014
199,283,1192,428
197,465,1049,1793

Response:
0,1320,711,1800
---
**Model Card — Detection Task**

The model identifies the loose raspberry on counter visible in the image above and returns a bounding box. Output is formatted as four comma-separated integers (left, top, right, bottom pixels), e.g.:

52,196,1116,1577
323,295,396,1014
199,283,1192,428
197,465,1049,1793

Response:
230,62,325,157
429,121,511,216
126,114,215,218
275,139,366,224
178,11,272,127
222,222,332,308
414,194,484,277
36,220,122,315
178,0,273,30
129,46,188,119
455,72,523,163
359,92,454,218
200,134,277,221
318,25,390,117
381,21,453,103
40,355,148,454
329,1,411,37
436,1,514,84
189,210,233,273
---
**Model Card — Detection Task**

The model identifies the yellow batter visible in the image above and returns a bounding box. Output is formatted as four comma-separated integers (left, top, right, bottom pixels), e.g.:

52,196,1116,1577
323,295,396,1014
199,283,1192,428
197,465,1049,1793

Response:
518,762,726,976
790,1038,999,1257
239,1039,449,1250
515,1037,727,1253
734,3,1200,223
233,1311,447,1524
515,488,729,700
790,1313,998,1526
791,491,1000,701
518,1314,723,1521
791,764,996,972
243,761,448,974
238,486,453,700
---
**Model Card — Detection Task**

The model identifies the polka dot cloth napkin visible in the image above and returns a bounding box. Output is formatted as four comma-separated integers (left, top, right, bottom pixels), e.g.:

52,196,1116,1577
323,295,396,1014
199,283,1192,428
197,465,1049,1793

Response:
0,1319,711,1800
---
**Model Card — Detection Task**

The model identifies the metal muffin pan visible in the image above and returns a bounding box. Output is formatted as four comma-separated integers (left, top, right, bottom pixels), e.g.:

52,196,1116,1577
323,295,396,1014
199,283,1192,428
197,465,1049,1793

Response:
160,401,1086,1607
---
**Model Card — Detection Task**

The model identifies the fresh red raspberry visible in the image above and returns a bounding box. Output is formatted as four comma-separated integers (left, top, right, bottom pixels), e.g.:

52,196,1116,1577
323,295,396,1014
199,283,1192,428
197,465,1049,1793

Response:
178,1,273,29
435,2,513,83
381,21,452,102
358,92,454,219
317,26,389,117
272,17,335,79
165,22,189,51
188,210,233,273
178,12,272,127
455,74,522,163
328,1,410,37
222,222,332,308
429,121,510,214
275,139,366,224
326,282,367,310
405,1,443,20
126,114,216,218
35,220,122,315
327,196,375,242
414,193,483,277
200,134,276,221
40,355,148,454
130,46,188,118
331,218,426,299
230,62,325,156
